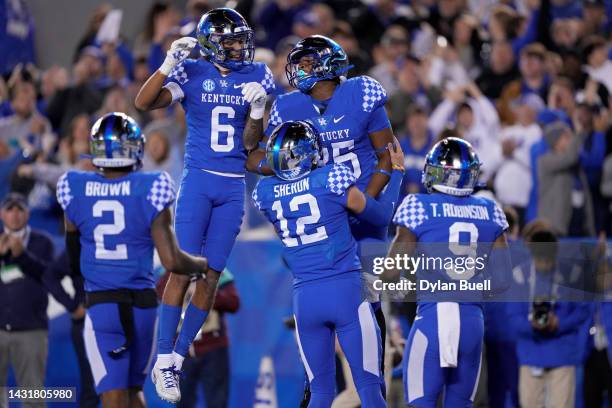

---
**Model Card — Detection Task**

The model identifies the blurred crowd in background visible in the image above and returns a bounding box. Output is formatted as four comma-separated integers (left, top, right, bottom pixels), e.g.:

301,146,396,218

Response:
1,0,612,238
2,0,612,406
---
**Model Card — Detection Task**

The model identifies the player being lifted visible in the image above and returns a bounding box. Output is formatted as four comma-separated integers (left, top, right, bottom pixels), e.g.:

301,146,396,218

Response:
56,113,208,408
247,35,395,396
384,137,511,407
134,8,274,402
252,121,404,407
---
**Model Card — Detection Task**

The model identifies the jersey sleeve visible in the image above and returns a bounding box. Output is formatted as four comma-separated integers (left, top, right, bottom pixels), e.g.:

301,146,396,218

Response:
325,163,357,196
260,64,276,94
366,105,391,134
163,60,192,103
56,172,76,222
359,76,387,113
491,201,509,237
393,194,428,233
146,172,176,220
265,98,283,137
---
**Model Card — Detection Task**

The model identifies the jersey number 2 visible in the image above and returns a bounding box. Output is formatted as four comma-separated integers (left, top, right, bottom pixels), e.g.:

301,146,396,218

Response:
93,200,128,260
271,194,328,247
211,106,235,152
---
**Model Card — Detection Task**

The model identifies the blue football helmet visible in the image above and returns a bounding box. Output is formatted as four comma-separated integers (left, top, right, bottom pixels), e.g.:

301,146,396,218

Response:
90,112,144,170
422,137,480,196
266,121,320,181
285,35,349,92
196,8,254,71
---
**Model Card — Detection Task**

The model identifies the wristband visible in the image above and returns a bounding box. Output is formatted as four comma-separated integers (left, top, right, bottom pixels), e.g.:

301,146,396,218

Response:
375,169,392,177
392,164,405,173
249,102,265,120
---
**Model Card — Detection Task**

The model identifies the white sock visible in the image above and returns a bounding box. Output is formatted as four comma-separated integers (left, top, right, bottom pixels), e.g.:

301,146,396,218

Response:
172,351,185,370
157,353,174,367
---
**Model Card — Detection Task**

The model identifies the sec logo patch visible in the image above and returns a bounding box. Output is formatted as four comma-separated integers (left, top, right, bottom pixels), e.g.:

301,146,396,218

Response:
202,79,216,92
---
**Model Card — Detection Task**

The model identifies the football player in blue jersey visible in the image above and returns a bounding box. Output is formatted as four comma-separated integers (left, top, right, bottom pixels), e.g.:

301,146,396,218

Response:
247,35,396,398
56,112,208,408
384,137,511,407
253,120,404,407
134,8,275,401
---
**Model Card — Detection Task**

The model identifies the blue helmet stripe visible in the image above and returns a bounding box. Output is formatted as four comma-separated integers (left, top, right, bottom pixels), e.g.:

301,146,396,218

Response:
104,118,114,159
456,141,468,188
272,126,287,175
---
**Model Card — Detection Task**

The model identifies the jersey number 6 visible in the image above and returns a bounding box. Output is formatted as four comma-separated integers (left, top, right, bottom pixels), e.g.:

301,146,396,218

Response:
211,106,235,152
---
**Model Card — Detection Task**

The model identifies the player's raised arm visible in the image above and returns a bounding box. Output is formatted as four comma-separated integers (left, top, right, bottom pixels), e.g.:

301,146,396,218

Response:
246,148,274,175
346,140,404,226
151,207,208,276
366,126,395,197
241,82,267,150
134,37,197,111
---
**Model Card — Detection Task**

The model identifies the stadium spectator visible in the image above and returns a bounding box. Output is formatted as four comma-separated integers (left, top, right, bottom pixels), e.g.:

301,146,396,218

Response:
537,121,595,236
387,55,441,130
42,252,98,408
581,35,612,95
548,76,577,118
133,1,181,64
398,105,435,197
498,43,551,124
46,50,103,134
0,193,54,408
451,13,482,78
0,81,55,159
429,81,501,183
142,127,182,183
508,229,591,408
0,0,35,76
368,24,411,96
494,94,545,223
330,21,371,77
292,4,336,40
72,3,112,60
257,0,309,50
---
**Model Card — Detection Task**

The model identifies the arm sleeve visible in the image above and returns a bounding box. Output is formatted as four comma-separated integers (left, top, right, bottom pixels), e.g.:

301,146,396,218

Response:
354,169,403,226
360,76,387,113
474,96,500,131
367,105,391,134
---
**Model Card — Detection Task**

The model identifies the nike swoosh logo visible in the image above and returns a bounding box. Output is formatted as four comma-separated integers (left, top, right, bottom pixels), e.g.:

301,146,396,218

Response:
233,84,244,89
333,115,345,123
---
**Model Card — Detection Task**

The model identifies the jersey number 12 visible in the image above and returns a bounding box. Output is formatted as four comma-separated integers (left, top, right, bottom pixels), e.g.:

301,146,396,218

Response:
271,194,328,247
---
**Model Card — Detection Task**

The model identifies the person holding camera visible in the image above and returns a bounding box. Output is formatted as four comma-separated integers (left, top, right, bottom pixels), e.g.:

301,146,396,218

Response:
508,228,591,408
0,192,54,408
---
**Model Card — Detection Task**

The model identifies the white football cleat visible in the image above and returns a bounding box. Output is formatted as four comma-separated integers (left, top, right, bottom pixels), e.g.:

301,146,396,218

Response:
152,360,181,403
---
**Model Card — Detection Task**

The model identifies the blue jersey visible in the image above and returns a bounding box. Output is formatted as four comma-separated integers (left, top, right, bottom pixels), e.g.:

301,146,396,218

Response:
265,76,391,191
164,59,275,174
252,163,361,286
393,193,508,308
399,131,435,195
56,171,176,292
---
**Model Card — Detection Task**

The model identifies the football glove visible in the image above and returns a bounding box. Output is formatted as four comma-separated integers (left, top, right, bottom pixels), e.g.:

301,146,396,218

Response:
241,82,267,120
159,37,198,76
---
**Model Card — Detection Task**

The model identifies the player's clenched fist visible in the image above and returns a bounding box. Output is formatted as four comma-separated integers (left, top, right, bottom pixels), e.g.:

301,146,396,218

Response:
159,37,198,75
241,82,266,119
